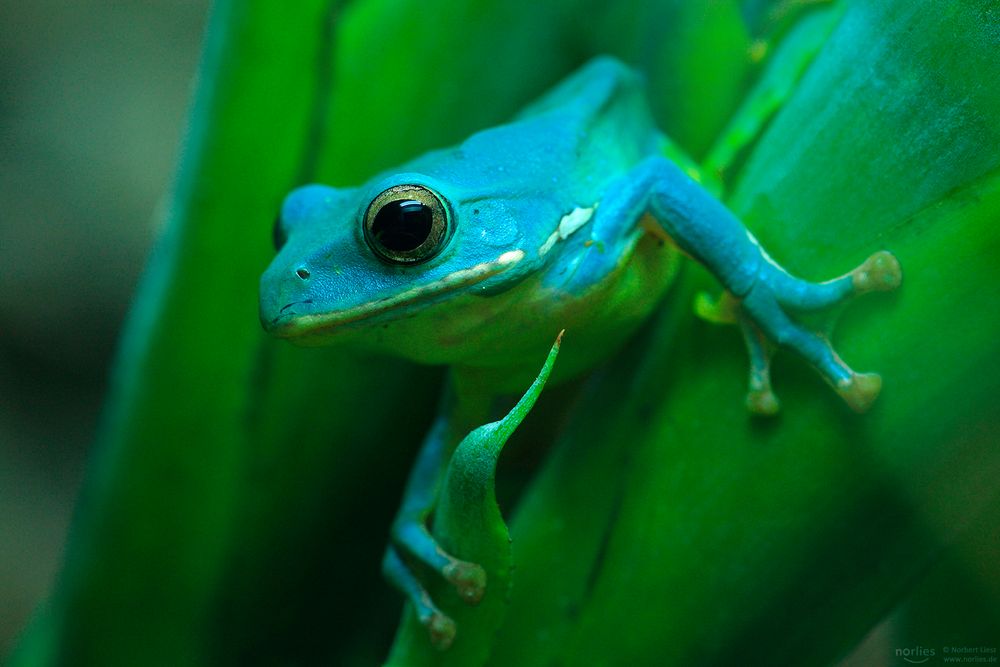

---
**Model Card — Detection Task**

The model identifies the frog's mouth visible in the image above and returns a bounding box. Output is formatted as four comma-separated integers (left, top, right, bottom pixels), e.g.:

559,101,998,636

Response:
266,249,525,339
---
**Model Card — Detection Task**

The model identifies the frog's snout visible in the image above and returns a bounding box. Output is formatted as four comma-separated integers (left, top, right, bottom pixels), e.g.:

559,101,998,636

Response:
260,259,315,335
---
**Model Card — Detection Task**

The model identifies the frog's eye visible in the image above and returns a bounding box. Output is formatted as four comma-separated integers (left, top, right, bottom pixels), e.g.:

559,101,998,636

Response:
272,213,287,252
363,184,450,265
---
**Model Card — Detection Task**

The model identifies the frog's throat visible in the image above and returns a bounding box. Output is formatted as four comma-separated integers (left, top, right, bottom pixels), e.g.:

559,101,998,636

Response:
277,249,526,337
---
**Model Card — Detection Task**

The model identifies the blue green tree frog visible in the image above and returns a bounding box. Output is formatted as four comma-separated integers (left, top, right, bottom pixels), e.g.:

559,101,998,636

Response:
260,57,900,648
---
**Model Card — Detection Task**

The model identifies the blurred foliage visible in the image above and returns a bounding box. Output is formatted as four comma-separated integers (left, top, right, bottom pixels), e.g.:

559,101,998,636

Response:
0,0,207,656
6,0,1000,666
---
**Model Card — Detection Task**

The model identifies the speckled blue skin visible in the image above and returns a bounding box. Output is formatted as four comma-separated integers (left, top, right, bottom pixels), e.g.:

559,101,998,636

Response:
259,57,900,645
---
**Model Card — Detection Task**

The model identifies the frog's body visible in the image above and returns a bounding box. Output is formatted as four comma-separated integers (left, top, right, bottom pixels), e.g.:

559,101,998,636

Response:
259,57,901,649
263,60,681,388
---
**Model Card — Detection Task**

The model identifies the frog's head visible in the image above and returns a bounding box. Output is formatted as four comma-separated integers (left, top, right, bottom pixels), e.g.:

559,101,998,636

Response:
260,171,545,357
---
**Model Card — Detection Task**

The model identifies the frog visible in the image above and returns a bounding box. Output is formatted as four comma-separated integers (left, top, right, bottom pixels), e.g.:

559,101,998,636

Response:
259,56,901,649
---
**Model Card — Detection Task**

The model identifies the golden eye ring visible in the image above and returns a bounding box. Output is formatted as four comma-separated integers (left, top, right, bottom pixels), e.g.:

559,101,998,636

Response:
363,184,451,265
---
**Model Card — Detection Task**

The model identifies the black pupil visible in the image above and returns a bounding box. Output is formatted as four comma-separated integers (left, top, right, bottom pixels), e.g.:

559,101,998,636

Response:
371,199,433,252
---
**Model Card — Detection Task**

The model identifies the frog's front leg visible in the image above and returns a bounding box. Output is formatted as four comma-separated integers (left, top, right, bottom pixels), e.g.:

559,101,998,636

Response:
592,155,901,413
381,378,489,649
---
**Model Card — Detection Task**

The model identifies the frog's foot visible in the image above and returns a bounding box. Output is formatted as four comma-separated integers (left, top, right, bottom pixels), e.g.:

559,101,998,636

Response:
441,555,487,605
392,517,487,603
384,517,487,647
849,250,903,294
383,546,457,650
834,372,883,413
726,251,901,413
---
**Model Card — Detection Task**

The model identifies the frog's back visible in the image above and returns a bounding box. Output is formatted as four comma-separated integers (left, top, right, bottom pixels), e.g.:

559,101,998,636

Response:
407,57,664,204
520,56,663,189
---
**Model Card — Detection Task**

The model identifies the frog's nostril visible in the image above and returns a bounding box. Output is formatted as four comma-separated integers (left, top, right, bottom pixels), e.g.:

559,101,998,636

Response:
296,267,311,280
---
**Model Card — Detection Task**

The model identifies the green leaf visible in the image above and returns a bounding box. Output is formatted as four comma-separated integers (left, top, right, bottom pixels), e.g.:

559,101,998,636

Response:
387,336,562,667
7,4,334,665
586,0,754,156
491,1,1000,664
9,2,438,665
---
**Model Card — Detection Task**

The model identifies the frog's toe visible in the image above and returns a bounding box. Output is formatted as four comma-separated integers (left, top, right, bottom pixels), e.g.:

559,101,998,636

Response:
383,545,457,649
834,372,882,413
442,559,487,605
739,318,781,416
747,386,781,416
851,251,902,294
426,611,457,651
765,250,902,313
